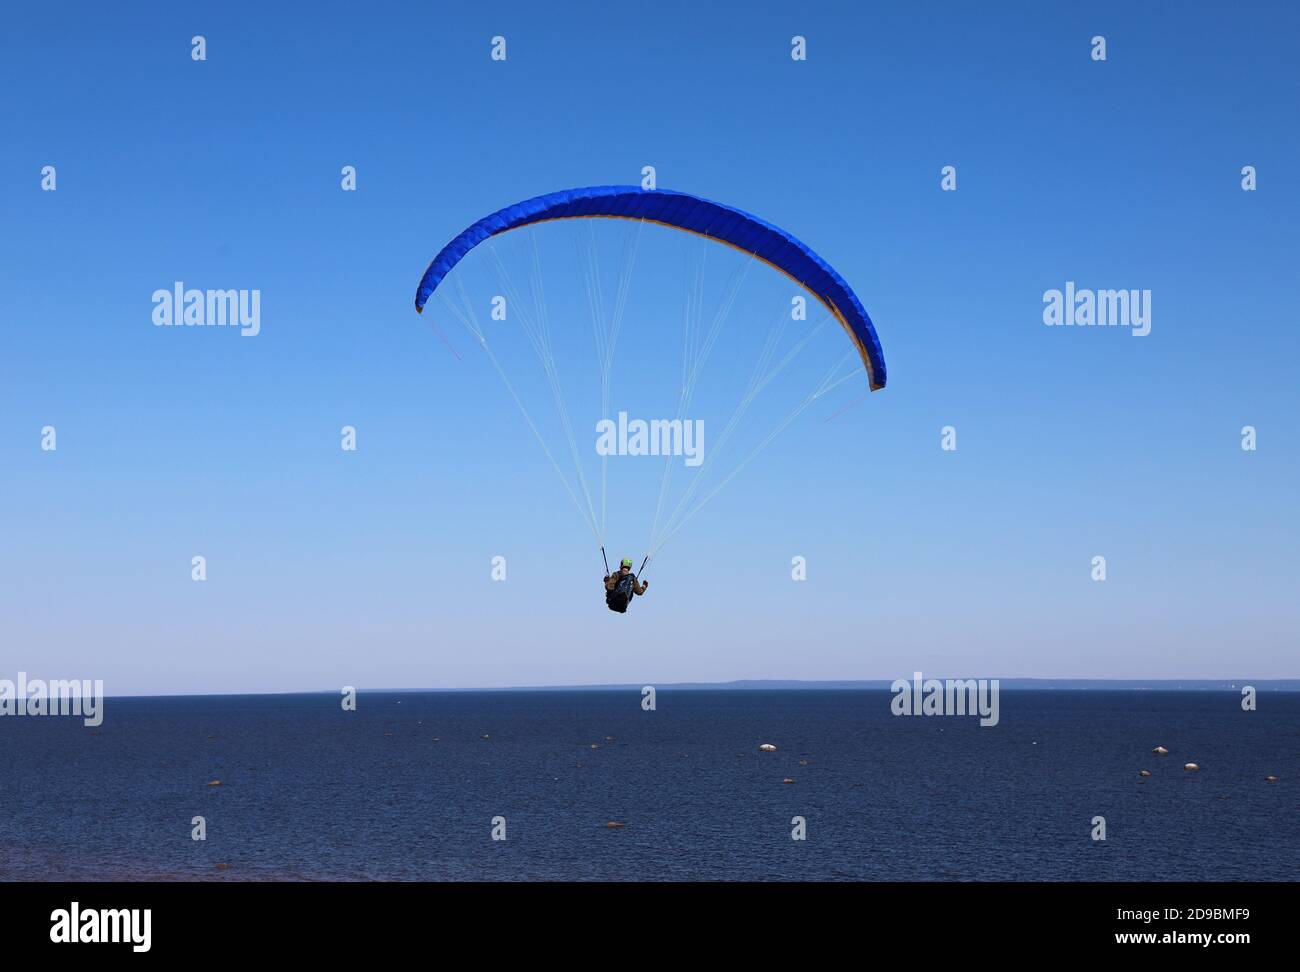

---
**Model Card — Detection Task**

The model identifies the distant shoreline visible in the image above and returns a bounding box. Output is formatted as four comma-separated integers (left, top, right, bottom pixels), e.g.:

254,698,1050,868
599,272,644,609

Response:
87,678,1300,701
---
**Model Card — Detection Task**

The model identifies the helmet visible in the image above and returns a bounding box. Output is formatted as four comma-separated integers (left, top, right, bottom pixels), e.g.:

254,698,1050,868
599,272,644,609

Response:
621,557,634,568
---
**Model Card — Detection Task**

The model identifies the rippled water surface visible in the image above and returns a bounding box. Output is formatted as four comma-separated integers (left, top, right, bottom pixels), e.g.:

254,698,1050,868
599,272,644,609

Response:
1,690,1294,881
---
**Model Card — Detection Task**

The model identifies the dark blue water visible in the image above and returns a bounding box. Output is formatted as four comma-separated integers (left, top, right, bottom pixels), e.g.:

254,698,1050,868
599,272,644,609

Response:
0,690,1294,881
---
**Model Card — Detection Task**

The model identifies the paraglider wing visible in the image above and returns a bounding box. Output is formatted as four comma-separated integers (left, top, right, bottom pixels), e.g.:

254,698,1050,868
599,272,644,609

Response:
414,186,887,390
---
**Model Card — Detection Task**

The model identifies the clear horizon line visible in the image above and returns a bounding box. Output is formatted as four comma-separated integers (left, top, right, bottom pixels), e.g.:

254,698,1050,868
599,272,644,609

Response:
57,676,1300,701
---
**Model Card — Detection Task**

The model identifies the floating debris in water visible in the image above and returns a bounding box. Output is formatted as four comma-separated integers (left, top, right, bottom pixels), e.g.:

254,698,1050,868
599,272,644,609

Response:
1265,775,1279,783
206,780,222,787
605,821,625,829
782,778,795,785
759,743,777,752
1139,770,1151,777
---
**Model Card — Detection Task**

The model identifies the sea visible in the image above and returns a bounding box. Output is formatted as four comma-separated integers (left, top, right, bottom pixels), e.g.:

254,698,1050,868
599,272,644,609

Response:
0,689,1294,881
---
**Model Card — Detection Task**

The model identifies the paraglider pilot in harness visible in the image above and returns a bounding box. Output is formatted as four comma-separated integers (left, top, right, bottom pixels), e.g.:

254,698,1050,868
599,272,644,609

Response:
604,557,648,613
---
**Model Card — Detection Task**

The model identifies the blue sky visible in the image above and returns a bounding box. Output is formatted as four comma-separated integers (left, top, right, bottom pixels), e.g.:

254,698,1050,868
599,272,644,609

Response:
2,1,1297,693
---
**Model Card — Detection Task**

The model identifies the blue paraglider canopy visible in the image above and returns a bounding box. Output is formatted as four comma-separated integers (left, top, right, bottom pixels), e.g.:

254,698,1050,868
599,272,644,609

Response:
414,186,886,390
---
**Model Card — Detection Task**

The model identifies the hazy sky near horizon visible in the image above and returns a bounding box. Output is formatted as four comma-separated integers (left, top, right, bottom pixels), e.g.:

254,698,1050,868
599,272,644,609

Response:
3,1,1297,693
